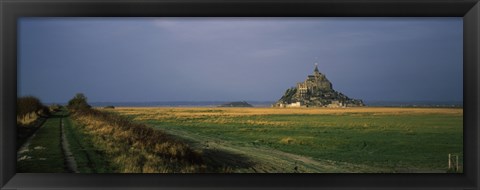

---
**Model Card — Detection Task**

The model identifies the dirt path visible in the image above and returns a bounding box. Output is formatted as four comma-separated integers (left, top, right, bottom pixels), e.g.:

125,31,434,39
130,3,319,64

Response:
60,118,78,173
17,133,38,161
160,128,390,173
17,115,77,172
17,118,47,160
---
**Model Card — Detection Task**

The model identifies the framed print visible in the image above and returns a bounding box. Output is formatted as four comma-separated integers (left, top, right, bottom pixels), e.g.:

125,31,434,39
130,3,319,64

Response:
1,0,479,189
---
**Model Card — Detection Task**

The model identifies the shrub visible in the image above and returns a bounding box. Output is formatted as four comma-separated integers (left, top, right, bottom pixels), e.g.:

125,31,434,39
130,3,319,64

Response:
17,96,50,125
17,96,43,116
67,93,91,112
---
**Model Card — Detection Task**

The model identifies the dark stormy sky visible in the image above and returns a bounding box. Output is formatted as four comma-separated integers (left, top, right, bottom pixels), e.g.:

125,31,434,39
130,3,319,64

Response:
18,17,462,103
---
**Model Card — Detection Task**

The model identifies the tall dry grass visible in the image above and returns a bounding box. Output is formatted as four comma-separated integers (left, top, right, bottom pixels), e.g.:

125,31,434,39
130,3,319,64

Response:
72,108,205,173
114,107,463,117
17,112,40,125
112,107,463,125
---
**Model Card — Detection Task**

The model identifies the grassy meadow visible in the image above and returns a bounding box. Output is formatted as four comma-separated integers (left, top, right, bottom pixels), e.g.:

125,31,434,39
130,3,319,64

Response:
110,107,463,173
17,112,65,173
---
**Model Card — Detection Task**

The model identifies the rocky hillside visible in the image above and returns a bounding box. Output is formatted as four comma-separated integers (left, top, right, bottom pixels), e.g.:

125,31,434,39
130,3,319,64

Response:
274,65,364,107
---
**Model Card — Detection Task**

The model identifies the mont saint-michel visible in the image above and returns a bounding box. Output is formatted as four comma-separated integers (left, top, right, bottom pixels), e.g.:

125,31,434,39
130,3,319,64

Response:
274,64,364,108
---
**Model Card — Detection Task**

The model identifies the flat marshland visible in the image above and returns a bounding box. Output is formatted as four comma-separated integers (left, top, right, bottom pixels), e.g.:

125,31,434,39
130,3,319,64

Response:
110,107,463,173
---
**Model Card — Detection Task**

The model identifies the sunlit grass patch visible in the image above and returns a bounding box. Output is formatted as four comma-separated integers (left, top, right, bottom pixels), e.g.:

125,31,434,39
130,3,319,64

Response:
111,107,463,173
71,109,206,173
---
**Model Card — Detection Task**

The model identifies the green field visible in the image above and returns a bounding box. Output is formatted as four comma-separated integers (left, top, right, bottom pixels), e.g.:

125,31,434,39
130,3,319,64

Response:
113,107,463,173
17,107,463,173
17,109,114,173
17,112,65,173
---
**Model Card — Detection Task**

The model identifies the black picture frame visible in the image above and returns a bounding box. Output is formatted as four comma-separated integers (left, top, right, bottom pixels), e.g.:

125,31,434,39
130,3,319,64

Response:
1,0,479,189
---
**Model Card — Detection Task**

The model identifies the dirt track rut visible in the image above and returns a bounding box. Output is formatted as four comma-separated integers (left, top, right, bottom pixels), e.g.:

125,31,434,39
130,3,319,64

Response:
61,118,78,173
160,128,389,173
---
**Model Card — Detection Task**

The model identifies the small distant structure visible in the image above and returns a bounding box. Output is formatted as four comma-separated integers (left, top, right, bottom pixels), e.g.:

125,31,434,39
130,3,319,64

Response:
274,102,303,108
286,102,303,107
273,63,364,108
327,100,344,108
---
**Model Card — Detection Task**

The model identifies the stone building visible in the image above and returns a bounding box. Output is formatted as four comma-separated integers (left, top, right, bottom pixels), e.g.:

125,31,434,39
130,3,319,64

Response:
274,64,364,108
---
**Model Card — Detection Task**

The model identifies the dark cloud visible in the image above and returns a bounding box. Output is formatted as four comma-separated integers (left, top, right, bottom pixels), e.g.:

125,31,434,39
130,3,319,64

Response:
18,18,462,103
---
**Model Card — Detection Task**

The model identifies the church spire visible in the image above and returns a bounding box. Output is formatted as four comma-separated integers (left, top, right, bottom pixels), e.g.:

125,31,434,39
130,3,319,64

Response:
314,63,319,73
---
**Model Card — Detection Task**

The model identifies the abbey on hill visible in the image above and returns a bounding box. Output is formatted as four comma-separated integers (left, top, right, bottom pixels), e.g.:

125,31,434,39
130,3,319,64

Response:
274,64,364,108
